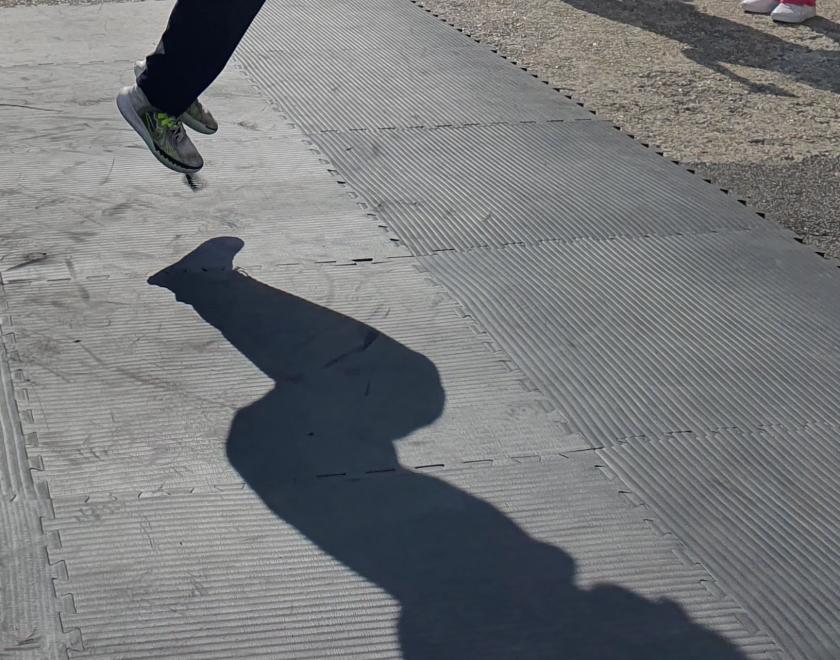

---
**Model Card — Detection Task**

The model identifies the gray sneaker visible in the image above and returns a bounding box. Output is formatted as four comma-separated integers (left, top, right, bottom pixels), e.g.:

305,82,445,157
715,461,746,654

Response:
134,60,219,135
116,84,204,174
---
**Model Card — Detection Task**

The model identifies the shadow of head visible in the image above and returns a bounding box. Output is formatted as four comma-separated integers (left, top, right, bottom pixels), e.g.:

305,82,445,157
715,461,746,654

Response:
149,237,446,484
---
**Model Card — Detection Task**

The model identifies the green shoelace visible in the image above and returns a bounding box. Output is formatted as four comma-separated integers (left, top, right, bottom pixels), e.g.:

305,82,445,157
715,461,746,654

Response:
155,112,179,130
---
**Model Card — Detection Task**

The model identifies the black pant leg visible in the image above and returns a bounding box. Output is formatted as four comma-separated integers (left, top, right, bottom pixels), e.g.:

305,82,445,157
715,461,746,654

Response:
138,0,266,116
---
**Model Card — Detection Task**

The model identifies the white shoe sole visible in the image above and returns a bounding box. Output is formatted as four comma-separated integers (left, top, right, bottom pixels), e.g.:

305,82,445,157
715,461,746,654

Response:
134,61,217,135
772,10,815,22
116,87,202,175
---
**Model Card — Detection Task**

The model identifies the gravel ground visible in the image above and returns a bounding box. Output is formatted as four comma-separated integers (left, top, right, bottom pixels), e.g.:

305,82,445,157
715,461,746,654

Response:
2,0,838,257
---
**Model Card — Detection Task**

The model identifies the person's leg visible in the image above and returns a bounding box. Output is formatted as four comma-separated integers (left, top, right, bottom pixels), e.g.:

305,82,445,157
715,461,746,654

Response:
138,0,266,117
116,0,264,173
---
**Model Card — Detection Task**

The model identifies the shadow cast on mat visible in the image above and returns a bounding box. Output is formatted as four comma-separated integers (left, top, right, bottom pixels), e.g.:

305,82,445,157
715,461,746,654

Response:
149,237,746,659
561,0,840,95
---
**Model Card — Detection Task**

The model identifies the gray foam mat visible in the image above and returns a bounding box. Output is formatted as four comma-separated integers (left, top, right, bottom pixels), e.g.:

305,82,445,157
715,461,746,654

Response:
0,62,402,283
4,258,579,499
599,425,840,660
46,457,775,658
235,0,590,132
0,302,64,656
0,497,70,659
236,49,589,133
0,1,162,67
0,335,33,499
421,232,840,446
309,123,772,253
243,0,477,53
0,154,399,282
1,0,835,657
0,60,287,153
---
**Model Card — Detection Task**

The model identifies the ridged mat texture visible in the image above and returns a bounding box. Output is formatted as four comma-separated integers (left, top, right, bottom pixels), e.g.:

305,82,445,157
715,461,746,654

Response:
0,0,838,658
0,60,403,284
235,0,591,132
1,233,68,656
47,458,775,659
0,334,33,499
0,2,159,67
419,232,840,446
310,123,772,254
4,260,578,499
0,496,70,659
599,426,840,660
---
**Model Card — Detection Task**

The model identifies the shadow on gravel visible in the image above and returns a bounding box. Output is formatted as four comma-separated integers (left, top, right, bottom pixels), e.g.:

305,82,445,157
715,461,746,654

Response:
807,16,840,45
150,237,748,659
562,0,840,94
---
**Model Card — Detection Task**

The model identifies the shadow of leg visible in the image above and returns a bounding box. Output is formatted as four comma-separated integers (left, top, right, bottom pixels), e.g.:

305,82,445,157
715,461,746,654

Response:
150,239,749,659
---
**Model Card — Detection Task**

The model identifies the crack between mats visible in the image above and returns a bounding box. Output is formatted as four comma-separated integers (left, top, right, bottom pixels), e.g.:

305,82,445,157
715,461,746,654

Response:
591,441,787,656
415,225,772,259
53,419,839,504
44,443,783,654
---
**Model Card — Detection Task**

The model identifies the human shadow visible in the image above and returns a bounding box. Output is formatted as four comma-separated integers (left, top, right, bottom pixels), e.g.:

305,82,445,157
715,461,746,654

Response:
561,0,840,95
149,237,747,659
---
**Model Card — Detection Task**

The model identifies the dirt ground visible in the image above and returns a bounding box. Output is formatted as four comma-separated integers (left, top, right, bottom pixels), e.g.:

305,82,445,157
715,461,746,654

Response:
415,0,840,257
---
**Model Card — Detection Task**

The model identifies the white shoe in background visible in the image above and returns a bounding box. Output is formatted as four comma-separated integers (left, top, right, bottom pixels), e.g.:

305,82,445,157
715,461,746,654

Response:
771,3,817,22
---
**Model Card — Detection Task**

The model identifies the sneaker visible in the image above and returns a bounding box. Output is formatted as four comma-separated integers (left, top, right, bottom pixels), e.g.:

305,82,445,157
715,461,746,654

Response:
771,2,816,22
116,84,204,174
134,60,219,135
741,0,779,13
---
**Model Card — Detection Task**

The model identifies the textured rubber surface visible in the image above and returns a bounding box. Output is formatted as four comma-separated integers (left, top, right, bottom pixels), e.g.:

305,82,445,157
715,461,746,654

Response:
2,0,838,657
236,49,589,133
420,232,840,445
1,300,67,658
311,123,772,254
47,457,775,659
0,336,33,498
244,0,477,53
0,2,157,66
0,60,286,153
0,498,69,659
599,425,840,660
5,259,578,499
236,0,590,132
0,62,402,283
